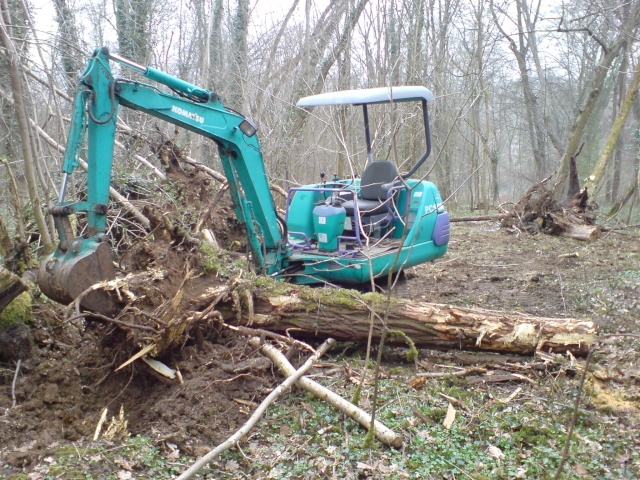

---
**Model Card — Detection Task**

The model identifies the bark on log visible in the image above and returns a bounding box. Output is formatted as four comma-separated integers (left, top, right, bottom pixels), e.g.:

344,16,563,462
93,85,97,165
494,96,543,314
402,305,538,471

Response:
222,285,595,356
548,212,601,242
558,224,602,242
0,266,27,314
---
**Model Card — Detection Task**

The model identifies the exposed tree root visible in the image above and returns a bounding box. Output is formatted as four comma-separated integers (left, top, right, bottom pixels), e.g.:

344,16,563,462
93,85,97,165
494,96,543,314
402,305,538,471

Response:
499,168,600,241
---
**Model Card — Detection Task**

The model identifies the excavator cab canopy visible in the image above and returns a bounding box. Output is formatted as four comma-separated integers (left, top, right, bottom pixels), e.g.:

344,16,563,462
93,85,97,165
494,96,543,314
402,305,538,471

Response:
296,86,435,178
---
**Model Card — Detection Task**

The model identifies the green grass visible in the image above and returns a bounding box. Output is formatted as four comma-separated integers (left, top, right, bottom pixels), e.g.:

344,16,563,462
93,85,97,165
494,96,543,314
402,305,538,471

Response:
13,436,187,480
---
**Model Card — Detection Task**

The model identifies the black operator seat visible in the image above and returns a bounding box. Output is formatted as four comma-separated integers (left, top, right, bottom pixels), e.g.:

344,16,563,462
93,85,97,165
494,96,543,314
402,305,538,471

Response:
341,160,398,217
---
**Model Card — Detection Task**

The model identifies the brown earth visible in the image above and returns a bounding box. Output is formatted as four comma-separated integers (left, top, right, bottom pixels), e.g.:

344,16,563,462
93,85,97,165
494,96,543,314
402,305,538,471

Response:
0,168,638,474
401,221,639,320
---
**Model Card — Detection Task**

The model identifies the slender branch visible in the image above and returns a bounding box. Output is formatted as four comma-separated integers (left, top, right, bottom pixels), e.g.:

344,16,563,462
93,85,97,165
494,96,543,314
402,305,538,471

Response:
0,87,152,230
65,311,162,334
176,337,335,480
553,348,593,480
365,329,387,447
224,323,315,351
0,157,25,239
417,367,488,378
252,338,403,448
556,26,609,53
11,358,21,408
450,214,507,223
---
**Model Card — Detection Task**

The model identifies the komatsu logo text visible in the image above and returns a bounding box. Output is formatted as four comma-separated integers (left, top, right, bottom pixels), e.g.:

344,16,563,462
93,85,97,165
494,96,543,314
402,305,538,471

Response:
171,105,204,124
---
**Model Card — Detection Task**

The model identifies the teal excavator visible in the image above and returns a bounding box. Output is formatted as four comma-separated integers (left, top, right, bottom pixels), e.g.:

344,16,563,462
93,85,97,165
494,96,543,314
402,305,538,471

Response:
37,47,450,313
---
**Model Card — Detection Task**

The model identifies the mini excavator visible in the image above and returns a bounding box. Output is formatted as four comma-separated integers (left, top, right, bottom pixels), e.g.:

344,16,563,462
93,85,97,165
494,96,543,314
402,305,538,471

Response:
37,47,450,313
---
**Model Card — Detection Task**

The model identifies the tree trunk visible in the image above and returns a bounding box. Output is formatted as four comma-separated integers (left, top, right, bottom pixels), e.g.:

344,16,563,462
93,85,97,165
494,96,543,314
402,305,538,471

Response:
607,52,628,203
584,55,640,195
253,0,300,117
491,0,547,180
608,177,637,217
556,223,602,242
0,157,25,241
0,266,27,314
0,0,54,251
229,0,250,111
222,286,596,356
114,0,152,63
554,2,640,197
0,217,13,261
290,0,368,133
53,0,82,85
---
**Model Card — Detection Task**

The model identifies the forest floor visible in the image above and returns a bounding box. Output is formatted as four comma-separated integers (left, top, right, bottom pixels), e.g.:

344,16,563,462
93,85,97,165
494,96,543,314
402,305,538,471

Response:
0,177,639,478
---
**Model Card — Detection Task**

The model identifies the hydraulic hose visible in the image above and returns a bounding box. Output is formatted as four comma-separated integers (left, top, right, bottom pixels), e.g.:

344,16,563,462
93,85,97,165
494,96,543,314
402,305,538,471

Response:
86,80,116,125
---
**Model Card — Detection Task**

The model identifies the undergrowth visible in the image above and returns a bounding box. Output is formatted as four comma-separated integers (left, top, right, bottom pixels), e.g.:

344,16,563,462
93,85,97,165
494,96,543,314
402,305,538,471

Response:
198,366,639,480
12,360,638,480
9,436,187,480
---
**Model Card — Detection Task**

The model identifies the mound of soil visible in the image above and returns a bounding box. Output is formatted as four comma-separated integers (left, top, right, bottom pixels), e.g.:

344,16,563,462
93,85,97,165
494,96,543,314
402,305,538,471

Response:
0,305,275,469
1,166,268,469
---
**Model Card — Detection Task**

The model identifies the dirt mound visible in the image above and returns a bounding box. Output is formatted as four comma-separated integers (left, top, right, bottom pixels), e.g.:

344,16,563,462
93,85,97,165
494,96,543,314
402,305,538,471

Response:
0,164,271,469
0,304,275,469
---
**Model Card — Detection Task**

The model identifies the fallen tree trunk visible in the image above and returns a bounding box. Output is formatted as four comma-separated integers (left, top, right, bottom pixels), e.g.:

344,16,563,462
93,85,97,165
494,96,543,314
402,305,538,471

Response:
0,266,27,314
548,212,602,242
89,274,595,357
215,284,596,356
450,214,507,223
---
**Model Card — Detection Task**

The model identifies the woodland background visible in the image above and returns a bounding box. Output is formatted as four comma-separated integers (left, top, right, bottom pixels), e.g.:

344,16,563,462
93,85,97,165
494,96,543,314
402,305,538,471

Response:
1,0,640,256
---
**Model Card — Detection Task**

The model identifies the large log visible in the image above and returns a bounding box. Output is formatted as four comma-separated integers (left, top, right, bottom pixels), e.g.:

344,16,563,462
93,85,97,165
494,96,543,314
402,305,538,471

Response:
450,214,506,223
0,266,27,314
548,212,601,242
91,274,595,357
221,284,595,356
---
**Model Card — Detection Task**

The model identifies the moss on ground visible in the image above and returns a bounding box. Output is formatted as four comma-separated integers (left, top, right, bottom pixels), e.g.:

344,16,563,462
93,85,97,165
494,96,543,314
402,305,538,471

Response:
0,291,32,330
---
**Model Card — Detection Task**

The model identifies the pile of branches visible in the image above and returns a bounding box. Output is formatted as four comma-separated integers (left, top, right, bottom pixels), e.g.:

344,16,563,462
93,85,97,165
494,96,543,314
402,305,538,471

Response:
499,175,600,241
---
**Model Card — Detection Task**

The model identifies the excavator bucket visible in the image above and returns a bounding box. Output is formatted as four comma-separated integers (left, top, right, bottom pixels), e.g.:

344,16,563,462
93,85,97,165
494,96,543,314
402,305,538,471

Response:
37,241,118,315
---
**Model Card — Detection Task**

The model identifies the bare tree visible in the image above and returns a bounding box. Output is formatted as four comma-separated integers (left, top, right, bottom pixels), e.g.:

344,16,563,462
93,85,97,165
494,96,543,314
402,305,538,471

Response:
114,0,153,62
585,58,640,194
491,0,550,181
229,0,250,110
606,50,628,203
0,0,53,251
6,0,638,245
53,0,82,84
553,0,640,197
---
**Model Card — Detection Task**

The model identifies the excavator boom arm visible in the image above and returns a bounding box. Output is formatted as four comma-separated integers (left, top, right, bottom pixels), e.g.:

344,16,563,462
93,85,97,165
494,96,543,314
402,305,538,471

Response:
38,48,287,313
66,47,285,270
115,82,285,268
